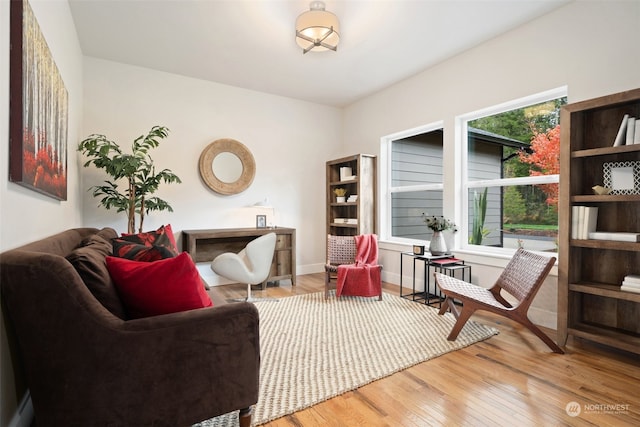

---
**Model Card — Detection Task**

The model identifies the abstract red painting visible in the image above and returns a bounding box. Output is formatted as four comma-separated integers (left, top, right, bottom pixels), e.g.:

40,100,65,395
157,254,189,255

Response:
10,0,68,200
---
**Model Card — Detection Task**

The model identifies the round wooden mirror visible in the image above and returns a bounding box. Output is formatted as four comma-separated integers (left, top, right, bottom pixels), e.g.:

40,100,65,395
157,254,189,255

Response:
199,138,256,195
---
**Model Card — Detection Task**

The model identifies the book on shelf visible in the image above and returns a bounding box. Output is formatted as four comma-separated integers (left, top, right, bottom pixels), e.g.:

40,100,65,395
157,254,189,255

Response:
635,119,640,144
613,114,629,146
620,285,640,294
625,116,636,145
622,280,640,289
577,206,585,238
587,231,640,242
333,218,358,225
623,274,640,284
571,206,597,239
582,207,598,240
571,206,580,239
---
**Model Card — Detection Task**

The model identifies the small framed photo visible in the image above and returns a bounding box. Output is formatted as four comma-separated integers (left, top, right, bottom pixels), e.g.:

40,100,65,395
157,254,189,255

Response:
256,214,267,228
412,245,425,255
603,161,640,195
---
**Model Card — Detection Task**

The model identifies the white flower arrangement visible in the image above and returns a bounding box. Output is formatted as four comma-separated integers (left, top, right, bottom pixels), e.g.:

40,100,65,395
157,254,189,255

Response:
422,213,457,232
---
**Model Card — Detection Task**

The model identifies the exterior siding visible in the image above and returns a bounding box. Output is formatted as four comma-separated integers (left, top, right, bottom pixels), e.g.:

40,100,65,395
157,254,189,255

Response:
391,132,443,240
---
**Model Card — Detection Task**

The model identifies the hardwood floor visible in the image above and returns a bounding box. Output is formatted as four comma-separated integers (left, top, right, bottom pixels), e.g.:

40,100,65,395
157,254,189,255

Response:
211,273,640,426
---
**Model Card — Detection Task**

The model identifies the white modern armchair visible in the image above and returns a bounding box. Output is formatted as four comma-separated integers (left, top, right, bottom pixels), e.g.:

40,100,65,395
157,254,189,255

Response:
211,233,277,302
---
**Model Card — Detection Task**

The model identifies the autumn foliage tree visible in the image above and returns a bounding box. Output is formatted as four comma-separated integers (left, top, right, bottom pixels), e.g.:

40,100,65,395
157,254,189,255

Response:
22,129,67,199
518,124,560,208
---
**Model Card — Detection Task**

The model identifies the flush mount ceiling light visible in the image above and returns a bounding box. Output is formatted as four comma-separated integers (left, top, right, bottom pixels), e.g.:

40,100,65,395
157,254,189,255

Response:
295,1,340,54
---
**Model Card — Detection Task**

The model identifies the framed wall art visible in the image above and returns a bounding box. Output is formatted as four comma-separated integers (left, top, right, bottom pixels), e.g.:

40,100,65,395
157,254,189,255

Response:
10,0,69,200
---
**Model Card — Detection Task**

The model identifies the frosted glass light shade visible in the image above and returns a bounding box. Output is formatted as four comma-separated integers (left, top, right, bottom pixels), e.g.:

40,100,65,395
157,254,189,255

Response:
295,1,340,53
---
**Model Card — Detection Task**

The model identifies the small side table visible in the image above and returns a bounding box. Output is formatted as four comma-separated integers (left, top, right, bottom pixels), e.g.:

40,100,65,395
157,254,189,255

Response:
400,252,471,308
400,252,447,307
430,258,471,279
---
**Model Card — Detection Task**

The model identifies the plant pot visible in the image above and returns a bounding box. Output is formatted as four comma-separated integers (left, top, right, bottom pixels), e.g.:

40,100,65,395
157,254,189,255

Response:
429,231,447,256
336,196,346,203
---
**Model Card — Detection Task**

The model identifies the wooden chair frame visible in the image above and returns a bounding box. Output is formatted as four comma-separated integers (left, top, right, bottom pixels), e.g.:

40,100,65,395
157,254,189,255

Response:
435,248,564,354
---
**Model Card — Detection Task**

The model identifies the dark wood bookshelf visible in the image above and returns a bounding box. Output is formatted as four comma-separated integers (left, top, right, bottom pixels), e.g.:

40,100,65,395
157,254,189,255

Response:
558,87,640,355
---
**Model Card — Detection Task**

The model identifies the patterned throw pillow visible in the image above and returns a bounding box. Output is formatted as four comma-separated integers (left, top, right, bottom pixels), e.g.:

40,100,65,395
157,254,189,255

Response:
112,224,179,261
111,239,176,262
118,224,179,253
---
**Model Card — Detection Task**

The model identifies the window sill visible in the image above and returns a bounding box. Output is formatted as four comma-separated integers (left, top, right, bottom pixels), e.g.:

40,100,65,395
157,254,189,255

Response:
379,240,558,277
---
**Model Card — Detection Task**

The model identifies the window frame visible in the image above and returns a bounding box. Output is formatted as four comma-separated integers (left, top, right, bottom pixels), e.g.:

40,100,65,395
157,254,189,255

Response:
457,86,567,256
380,121,445,245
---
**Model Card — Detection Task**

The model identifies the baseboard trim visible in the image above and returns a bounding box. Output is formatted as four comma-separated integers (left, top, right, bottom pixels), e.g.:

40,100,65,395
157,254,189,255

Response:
8,391,33,427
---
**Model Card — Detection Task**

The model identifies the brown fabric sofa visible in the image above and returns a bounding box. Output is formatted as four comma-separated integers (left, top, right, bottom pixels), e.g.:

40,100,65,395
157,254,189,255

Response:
0,227,259,427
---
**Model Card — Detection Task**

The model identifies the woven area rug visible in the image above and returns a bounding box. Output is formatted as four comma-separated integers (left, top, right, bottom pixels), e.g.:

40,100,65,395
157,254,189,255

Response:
194,292,498,427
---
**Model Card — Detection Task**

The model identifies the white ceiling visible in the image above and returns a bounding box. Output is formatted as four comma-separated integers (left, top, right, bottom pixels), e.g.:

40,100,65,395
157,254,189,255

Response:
68,0,570,107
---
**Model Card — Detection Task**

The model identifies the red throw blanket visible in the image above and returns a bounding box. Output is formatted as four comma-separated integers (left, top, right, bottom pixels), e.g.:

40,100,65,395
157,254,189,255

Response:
336,234,381,298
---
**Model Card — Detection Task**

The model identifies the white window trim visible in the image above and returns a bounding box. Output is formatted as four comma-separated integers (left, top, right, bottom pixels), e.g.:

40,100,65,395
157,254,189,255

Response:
457,86,567,257
467,174,560,189
380,120,444,244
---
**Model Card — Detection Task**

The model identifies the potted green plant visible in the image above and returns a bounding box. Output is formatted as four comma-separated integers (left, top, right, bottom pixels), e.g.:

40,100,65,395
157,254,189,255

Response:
78,126,181,234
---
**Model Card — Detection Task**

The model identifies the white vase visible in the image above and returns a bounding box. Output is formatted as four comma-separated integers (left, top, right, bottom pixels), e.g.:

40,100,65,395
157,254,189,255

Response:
336,196,346,203
429,231,447,255
443,229,455,252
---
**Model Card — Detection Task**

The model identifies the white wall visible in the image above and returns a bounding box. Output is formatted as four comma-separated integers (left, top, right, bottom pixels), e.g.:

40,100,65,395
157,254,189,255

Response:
81,58,343,275
0,0,84,249
342,0,640,329
0,1,84,425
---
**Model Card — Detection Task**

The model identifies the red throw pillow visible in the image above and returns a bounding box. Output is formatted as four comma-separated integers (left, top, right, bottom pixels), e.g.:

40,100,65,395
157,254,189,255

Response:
106,252,213,318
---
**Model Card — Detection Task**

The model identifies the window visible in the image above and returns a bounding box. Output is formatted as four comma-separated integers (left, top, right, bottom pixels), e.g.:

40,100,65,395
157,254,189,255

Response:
461,88,567,254
381,123,444,243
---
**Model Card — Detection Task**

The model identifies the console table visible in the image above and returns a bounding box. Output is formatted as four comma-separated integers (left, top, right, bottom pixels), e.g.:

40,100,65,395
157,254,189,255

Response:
182,227,296,288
